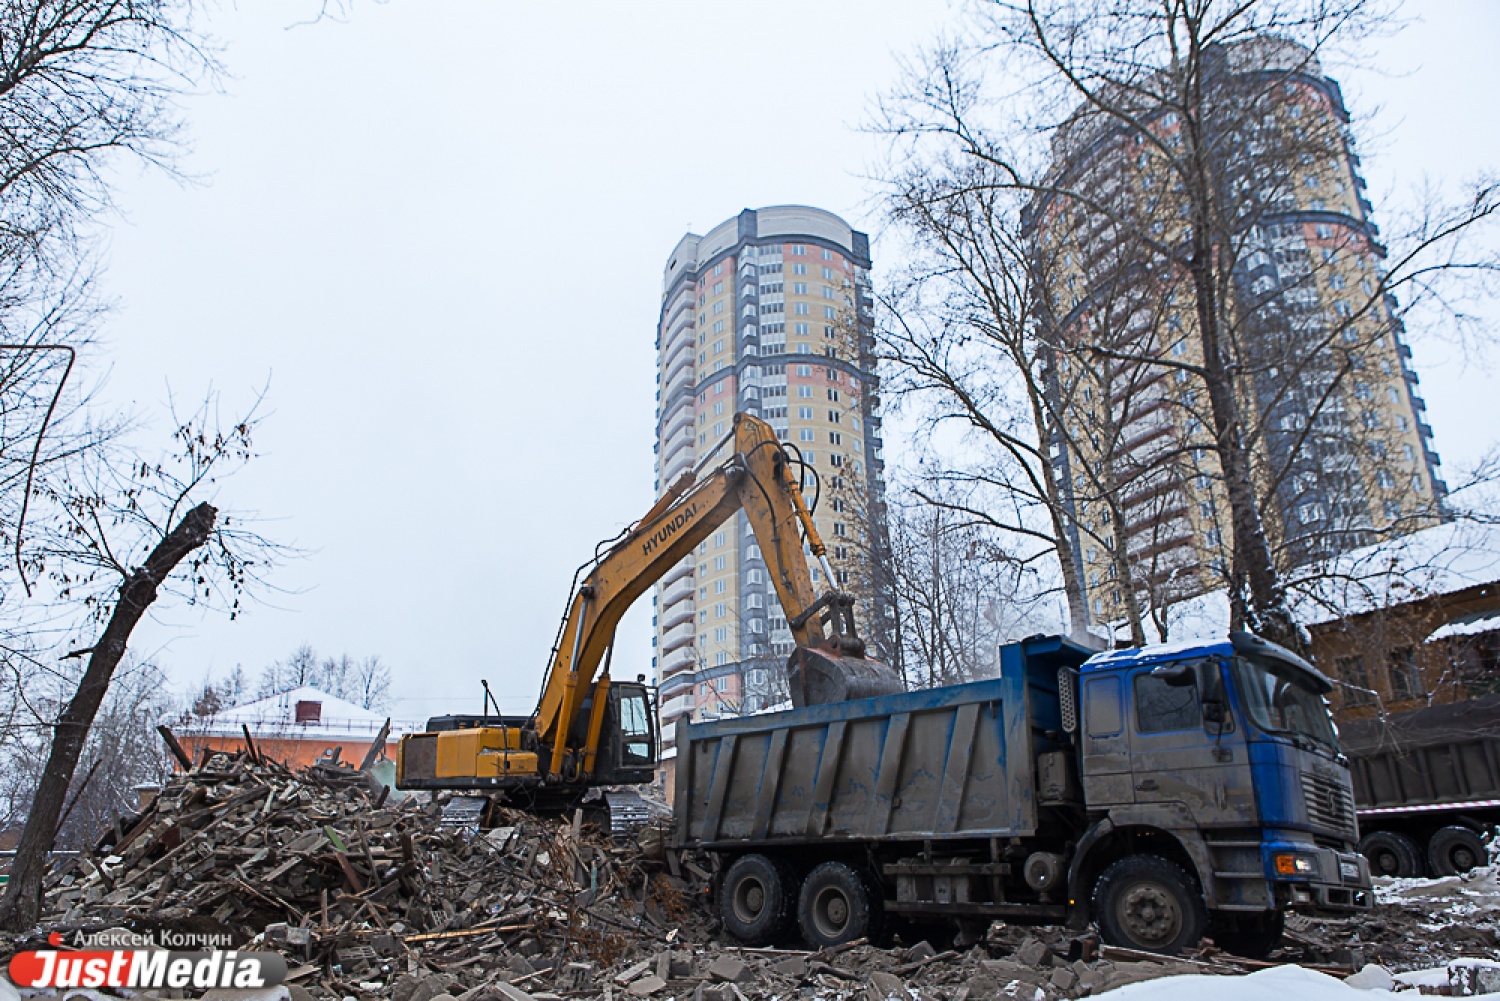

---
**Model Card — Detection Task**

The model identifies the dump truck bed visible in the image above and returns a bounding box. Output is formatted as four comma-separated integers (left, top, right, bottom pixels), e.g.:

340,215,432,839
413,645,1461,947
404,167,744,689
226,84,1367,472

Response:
672,637,1087,850
1341,696,1500,816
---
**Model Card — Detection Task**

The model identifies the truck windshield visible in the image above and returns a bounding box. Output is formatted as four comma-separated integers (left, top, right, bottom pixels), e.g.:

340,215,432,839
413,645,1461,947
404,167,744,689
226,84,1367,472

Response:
1232,656,1338,751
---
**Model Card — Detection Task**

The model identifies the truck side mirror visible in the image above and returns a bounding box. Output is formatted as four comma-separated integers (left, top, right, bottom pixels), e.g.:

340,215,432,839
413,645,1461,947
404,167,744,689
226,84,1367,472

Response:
1194,659,1227,705
1203,701,1227,724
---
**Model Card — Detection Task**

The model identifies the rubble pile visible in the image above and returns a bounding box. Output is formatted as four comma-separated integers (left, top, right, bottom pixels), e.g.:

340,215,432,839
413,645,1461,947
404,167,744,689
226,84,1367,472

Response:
25,749,713,998
16,747,1500,999
1288,868,1500,972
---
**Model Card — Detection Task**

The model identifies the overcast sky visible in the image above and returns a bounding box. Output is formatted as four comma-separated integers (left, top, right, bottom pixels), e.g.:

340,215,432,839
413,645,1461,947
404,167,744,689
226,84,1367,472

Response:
94,1,1500,721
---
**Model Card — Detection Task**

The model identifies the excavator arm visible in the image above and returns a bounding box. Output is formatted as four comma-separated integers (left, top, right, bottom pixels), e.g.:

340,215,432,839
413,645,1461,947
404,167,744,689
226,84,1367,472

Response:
533,412,898,780
396,412,901,796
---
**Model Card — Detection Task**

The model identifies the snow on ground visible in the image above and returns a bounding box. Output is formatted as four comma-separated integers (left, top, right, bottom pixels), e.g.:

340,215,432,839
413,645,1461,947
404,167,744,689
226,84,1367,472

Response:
1094,960,1500,998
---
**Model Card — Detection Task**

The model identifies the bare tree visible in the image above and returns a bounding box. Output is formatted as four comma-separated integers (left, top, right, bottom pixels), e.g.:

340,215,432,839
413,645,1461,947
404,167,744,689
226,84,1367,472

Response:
0,397,276,931
0,658,174,851
254,646,392,711
877,1,1499,652
351,656,392,712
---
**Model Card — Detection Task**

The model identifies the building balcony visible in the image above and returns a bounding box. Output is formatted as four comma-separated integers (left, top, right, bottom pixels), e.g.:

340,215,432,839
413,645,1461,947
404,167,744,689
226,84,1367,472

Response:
661,559,694,589
659,599,694,632
660,621,696,654
660,645,697,678
663,350,694,387
660,444,694,482
661,406,693,441
659,693,694,722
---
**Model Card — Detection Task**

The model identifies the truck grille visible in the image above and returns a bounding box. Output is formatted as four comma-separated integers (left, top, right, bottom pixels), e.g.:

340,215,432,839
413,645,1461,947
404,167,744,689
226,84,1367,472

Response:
1302,772,1356,837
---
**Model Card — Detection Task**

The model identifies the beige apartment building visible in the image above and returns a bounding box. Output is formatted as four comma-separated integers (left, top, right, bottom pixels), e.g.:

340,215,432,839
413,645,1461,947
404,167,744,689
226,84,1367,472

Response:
652,206,887,790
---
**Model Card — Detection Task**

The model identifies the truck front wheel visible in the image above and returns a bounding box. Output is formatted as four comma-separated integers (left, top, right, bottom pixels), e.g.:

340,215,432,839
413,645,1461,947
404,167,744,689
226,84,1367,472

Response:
798,861,882,948
1359,831,1423,877
1210,910,1284,960
1428,826,1488,876
1093,855,1207,955
721,854,796,945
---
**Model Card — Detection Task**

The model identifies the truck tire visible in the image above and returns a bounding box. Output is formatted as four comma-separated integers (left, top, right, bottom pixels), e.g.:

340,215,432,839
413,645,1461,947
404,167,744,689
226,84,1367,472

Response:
798,861,882,948
1359,831,1423,878
1427,826,1488,876
1093,855,1207,955
721,854,796,945
1210,910,1284,960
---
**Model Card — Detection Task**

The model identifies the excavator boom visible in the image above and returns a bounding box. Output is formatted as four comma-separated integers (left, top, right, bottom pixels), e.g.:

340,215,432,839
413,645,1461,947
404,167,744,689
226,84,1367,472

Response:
396,413,901,798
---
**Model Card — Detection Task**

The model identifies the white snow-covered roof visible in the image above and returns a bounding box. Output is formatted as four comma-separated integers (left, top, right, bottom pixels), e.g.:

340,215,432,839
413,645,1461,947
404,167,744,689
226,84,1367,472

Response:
1426,609,1500,644
174,686,420,741
1290,520,1500,625
1129,521,1500,644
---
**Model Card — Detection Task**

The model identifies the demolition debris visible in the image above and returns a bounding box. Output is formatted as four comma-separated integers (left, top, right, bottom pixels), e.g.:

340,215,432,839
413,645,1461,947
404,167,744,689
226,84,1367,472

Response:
9,746,1500,1000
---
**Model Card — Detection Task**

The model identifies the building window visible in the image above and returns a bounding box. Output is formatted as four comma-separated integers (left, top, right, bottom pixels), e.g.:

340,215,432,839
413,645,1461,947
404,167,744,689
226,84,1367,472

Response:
715,675,728,692
798,406,814,419
1388,647,1423,701
748,568,762,583
1338,656,1374,706
792,245,806,255
792,263,806,275
792,282,808,295
798,385,813,398
794,303,809,315
795,322,809,335
821,248,833,260
824,306,836,318
714,602,726,618
714,555,726,570
714,579,726,594
714,627,728,643
833,522,847,537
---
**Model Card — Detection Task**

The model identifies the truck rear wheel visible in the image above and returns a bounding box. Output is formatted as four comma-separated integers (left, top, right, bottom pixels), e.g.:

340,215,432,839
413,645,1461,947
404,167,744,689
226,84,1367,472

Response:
1428,826,1488,876
721,854,796,945
1359,831,1423,878
1093,855,1206,955
798,861,881,948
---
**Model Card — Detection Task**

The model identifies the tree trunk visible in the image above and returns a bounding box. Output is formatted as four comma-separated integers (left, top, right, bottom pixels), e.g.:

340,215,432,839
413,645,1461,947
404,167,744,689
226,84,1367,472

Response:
0,502,217,931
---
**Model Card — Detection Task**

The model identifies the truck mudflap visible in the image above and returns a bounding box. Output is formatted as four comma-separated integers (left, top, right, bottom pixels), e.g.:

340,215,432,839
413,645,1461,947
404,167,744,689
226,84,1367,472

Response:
1264,842,1373,913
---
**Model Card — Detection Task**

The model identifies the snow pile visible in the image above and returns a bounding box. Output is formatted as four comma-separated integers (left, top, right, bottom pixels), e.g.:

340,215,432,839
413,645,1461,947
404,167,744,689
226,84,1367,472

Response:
1094,962,1500,998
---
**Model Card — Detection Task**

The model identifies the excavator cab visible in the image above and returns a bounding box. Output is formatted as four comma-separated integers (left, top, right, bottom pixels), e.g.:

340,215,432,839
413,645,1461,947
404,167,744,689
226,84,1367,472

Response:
570,678,658,786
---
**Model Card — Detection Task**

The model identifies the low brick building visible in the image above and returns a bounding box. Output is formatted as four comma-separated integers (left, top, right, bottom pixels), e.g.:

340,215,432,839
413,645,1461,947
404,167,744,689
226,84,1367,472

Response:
1310,581,1500,721
171,686,418,770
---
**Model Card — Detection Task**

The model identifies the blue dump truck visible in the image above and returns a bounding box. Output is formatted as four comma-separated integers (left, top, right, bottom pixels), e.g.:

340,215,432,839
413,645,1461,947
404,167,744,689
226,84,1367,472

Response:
672,632,1371,958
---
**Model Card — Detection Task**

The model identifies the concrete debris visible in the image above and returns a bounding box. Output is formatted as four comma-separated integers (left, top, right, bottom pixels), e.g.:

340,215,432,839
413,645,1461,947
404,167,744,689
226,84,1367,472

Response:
9,748,1500,1000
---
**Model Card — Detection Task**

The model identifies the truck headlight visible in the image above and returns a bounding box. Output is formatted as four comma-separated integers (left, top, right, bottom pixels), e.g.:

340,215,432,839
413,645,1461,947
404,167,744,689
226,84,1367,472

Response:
1273,852,1319,876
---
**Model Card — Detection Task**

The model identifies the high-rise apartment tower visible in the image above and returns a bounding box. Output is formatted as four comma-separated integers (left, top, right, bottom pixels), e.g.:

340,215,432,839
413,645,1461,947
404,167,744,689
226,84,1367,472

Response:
1031,38,1445,627
652,206,886,788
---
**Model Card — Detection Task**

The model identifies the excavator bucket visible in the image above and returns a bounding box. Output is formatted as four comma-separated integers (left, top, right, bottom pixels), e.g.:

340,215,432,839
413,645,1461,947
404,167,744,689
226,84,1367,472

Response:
787,646,905,708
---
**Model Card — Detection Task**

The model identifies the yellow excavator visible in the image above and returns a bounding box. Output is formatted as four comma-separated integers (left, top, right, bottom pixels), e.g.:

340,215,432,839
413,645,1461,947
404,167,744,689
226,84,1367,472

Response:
395,412,902,826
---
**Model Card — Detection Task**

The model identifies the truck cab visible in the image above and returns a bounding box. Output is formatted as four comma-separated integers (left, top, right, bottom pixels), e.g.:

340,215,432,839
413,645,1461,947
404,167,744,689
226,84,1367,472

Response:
1070,632,1371,952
